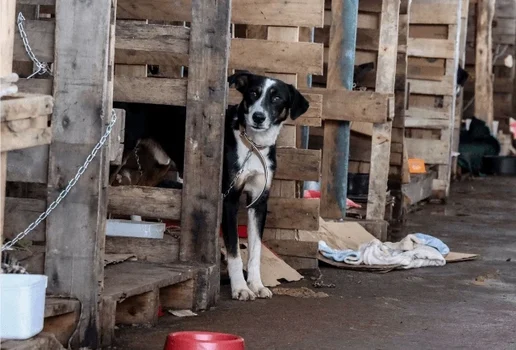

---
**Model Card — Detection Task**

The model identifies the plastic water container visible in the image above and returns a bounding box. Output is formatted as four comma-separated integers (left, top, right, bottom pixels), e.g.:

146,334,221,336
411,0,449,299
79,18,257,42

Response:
106,219,165,239
0,274,48,340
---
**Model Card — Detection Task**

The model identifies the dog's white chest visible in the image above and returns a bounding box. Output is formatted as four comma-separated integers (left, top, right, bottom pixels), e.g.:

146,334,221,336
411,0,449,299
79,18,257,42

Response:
234,131,273,192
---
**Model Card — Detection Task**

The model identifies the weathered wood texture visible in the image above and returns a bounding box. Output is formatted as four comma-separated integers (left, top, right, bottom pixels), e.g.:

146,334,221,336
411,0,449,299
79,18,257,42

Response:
179,0,231,280
366,0,400,225
0,0,17,246
474,0,495,124
405,0,461,198
43,0,115,347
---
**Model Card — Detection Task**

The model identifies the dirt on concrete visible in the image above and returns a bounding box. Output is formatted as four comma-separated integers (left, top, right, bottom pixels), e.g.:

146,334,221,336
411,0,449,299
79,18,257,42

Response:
112,177,516,350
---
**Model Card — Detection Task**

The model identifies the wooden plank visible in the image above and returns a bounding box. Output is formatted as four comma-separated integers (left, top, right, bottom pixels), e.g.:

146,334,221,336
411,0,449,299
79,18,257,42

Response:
4,197,46,242
405,138,449,164
410,2,460,24
106,234,180,264
179,0,230,284
402,170,438,205
1,126,51,152
103,262,194,300
113,76,187,105
407,38,456,58
43,0,115,347
265,239,318,259
238,198,320,230
407,76,455,95
300,88,390,123
230,39,323,75
275,148,321,182
1,93,53,122
108,186,181,219
404,117,450,129
366,0,400,226
475,0,495,125
356,28,380,51
13,19,54,62
115,21,190,66
117,0,324,27
406,106,450,120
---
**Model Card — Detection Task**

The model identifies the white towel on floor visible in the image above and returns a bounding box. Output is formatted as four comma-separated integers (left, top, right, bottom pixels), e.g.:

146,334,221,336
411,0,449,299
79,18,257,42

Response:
360,236,446,269
319,234,446,269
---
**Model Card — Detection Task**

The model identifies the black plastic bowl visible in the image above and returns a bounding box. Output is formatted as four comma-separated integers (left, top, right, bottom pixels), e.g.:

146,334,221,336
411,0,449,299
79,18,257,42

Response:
482,156,516,176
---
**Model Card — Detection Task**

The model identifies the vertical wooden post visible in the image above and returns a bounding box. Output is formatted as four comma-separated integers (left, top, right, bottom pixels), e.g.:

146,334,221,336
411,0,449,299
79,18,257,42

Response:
475,0,495,126
366,0,400,229
179,0,231,306
44,0,114,347
390,0,411,233
0,0,16,245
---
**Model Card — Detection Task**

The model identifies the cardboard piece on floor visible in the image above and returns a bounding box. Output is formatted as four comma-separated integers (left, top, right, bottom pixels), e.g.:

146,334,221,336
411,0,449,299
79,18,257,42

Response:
104,253,136,266
445,252,479,262
298,218,479,272
221,240,303,287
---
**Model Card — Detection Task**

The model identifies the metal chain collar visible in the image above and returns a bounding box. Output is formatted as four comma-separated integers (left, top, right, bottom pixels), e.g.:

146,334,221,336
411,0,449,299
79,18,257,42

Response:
223,130,270,209
17,12,53,79
2,110,118,251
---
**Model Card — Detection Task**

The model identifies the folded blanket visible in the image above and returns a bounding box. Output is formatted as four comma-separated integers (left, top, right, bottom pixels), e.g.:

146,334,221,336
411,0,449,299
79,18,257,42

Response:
318,233,448,269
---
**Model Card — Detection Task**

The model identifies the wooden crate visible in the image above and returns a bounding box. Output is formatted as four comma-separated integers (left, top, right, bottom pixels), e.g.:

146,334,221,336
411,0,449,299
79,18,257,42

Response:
405,0,462,199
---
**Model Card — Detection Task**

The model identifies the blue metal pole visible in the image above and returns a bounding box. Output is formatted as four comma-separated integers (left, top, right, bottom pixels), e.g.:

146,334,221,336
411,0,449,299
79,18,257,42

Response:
335,0,358,218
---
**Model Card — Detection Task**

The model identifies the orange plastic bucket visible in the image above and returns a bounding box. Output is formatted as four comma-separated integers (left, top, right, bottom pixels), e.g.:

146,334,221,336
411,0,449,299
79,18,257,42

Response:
164,331,245,350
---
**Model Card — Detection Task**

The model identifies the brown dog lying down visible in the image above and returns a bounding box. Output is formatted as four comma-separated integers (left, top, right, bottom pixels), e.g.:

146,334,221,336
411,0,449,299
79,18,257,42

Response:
110,138,172,188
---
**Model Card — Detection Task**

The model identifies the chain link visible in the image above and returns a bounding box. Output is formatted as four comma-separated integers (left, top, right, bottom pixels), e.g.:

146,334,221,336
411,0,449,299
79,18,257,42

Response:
223,150,252,199
2,110,118,251
17,13,53,79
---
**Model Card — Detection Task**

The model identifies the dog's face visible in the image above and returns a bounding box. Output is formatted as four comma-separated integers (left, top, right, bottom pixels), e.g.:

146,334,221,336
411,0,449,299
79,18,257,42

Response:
228,72,309,132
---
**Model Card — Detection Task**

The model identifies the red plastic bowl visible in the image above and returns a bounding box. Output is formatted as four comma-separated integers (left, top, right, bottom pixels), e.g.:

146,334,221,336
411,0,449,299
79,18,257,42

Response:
164,331,245,350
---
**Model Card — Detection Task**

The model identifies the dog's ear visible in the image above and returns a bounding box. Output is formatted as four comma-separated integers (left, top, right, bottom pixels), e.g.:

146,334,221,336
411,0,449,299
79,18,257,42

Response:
228,71,252,93
288,84,310,120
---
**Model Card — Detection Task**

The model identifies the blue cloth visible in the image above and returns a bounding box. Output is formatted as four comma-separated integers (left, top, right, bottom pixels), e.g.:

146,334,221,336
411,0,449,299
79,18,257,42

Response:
318,241,361,264
414,233,450,255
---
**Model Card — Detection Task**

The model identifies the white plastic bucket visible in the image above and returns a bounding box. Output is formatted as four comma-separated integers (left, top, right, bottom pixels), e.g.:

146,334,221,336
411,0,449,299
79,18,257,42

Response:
0,274,48,340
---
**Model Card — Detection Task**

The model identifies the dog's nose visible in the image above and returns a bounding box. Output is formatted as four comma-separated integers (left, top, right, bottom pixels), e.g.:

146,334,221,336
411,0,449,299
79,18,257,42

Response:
252,112,266,124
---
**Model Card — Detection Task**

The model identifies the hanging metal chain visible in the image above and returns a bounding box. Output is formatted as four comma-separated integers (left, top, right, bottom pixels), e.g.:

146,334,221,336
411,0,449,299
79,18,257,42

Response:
223,150,252,199
2,110,118,251
17,13,53,79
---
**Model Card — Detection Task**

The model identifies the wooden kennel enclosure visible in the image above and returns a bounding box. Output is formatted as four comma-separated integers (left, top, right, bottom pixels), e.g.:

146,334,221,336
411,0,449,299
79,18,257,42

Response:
4,0,327,347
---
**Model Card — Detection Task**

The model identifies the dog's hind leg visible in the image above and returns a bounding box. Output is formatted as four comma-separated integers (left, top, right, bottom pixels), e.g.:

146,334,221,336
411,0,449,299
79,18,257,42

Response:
222,192,256,301
246,192,273,299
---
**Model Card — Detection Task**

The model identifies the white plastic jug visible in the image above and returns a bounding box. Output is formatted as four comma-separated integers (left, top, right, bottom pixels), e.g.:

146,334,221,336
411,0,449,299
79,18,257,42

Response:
0,274,48,340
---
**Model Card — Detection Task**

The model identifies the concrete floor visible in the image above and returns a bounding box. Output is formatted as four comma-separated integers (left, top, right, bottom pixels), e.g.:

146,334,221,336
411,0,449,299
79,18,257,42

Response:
113,177,516,350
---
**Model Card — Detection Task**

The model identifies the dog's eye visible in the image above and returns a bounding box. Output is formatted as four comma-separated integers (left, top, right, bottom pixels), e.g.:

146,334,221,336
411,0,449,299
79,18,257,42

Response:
272,96,282,102
249,91,258,98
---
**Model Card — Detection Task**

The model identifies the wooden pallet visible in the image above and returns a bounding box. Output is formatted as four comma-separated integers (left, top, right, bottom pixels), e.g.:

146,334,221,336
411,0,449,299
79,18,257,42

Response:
405,0,462,199
100,261,208,347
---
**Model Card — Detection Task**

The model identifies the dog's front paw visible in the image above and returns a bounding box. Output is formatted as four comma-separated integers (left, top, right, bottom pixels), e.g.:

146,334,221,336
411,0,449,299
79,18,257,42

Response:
232,287,257,301
249,283,273,299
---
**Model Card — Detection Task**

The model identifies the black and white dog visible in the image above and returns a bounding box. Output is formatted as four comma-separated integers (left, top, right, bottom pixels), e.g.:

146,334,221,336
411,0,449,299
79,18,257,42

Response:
222,72,309,300
115,72,309,301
